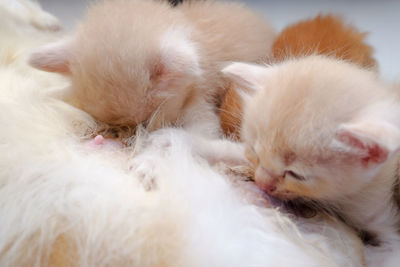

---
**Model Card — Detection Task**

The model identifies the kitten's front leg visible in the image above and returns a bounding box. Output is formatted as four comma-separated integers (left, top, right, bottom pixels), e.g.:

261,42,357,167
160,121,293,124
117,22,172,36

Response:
128,128,190,190
128,153,158,190
128,127,248,190
193,137,248,166
182,101,248,165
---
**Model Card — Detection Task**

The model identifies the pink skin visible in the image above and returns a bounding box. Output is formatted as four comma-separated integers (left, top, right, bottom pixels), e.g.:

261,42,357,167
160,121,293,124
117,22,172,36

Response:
86,135,123,150
93,135,105,145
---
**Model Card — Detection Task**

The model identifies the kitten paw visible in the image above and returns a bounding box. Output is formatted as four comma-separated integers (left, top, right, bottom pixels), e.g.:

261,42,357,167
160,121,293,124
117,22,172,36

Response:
129,155,157,190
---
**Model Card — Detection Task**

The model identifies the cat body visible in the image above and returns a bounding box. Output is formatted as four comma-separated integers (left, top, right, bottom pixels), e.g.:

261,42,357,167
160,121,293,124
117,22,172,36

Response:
223,56,400,266
220,14,377,140
0,4,366,266
29,0,275,137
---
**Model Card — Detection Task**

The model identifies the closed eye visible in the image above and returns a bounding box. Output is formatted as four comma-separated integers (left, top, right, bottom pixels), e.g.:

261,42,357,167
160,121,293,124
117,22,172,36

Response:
285,170,306,181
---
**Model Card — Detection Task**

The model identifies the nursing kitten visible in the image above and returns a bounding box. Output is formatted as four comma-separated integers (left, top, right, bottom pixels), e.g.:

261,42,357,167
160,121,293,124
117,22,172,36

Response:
223,56,400,266
29,0,274,138
220,14,377,140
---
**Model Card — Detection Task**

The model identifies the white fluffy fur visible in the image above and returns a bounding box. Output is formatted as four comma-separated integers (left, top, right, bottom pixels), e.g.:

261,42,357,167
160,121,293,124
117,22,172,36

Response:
0,0,60,31
0,2,364,267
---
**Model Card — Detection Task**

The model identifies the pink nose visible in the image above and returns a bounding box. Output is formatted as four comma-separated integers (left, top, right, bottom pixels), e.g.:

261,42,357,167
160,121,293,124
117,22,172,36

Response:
254,167,280,194
256,180,277,194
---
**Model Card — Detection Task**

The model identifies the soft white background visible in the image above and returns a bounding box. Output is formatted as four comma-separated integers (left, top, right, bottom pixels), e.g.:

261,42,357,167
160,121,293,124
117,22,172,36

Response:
38,0,400,81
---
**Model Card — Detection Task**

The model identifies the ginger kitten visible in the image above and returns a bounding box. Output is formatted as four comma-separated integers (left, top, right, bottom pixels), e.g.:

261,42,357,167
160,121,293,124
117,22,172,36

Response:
220,14,377,140
223,56,400,266
272,14,376,68
29,0,274,137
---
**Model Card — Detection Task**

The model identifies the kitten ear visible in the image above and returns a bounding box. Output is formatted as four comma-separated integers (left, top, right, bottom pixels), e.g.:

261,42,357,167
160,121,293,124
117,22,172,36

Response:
29,39,73,73
222,62,271,93
335,120,400,166
154,28,201,91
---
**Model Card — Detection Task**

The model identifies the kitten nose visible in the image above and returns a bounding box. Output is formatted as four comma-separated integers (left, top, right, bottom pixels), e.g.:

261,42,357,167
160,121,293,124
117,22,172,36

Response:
254,166,280,194
255,178,277,194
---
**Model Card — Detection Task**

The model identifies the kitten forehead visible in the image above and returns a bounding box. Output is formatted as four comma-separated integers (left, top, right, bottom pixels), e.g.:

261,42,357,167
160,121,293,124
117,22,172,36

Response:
222,62,274,92
242,56,396,168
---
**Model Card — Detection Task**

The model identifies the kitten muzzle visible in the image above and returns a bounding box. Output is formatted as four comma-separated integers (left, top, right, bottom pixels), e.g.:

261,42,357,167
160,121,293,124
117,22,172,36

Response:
254,166,283,194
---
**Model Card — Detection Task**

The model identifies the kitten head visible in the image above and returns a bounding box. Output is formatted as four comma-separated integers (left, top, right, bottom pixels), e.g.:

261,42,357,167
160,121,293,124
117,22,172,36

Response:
29,0,202,128
223,56,400,202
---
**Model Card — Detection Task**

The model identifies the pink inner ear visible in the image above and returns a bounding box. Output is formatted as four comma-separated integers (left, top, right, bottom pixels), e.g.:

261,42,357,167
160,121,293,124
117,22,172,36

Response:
29,40,72,74
29,54,70,73
337,130,389,166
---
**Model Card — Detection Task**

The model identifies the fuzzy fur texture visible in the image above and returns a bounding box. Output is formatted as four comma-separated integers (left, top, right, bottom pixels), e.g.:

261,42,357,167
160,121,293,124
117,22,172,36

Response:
272,14,377,68
219,14,377,140
29,0,275,137
0,0,60,31
0,2,366,266
223,56,400,266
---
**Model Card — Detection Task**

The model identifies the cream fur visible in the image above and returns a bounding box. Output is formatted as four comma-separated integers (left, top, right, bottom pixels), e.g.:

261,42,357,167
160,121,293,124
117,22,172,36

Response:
0,2,366,267
0,0,60,31
29,0,276,138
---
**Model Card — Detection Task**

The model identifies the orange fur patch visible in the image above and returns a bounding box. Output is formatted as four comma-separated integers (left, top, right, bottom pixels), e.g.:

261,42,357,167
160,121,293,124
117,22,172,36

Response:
272,15,377,68
48,234,76,267
219,84,242,140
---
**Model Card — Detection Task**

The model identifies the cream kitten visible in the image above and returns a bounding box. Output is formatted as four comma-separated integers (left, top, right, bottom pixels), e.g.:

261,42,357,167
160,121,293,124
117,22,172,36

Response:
223,56,400,266
29,0,275,138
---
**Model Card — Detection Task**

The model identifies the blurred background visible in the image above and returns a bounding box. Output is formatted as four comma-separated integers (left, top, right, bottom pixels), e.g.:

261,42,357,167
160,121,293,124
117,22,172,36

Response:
38,0,400,80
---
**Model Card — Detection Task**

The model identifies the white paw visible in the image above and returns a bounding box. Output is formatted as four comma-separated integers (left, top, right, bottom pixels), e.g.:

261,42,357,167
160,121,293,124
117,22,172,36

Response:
129,155,157,190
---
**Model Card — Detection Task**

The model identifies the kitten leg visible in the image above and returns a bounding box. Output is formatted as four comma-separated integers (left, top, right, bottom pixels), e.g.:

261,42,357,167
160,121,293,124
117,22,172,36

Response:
128,128,189,190
192,137,247,166
128,153,158,190
129,127,248,190
181,97,222,139
180,99,248,165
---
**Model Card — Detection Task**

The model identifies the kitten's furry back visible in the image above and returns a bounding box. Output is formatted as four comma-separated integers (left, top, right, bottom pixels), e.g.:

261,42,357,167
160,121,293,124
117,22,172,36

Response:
272,14,376,68
219,14,377,140
30,0,275,136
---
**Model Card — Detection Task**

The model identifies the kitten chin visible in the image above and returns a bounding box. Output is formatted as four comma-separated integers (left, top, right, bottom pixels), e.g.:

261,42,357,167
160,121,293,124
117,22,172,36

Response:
223,55,400,266
29,0,275,138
